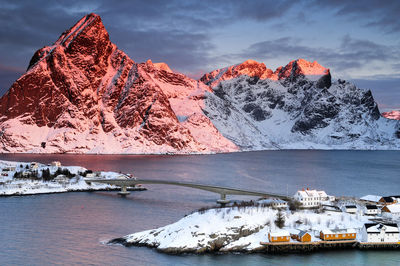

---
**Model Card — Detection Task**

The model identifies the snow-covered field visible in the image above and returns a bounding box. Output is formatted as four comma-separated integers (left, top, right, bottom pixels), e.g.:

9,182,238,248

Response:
0,159,122,196
118,205,381,254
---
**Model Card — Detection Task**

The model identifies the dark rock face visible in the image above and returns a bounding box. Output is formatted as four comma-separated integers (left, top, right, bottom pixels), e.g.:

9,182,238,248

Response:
316,71,332,89
361,90,380,120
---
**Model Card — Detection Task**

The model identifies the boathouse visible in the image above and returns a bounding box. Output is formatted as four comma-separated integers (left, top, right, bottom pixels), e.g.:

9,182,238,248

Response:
320,229,356,241
362,223,399,243
269,230,290,242
291,230,311,242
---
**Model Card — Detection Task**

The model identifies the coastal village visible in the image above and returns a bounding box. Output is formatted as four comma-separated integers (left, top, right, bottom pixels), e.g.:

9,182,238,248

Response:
261,188,400,250
0,159,399,253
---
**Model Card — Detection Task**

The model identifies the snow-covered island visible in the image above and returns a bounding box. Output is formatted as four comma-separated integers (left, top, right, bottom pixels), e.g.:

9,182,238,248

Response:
0,159,142,196
111,195,400,254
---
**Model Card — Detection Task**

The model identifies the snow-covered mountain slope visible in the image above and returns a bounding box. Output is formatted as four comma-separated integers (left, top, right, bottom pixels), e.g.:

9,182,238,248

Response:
0,13,398,153
382,110,400,120
200,60,400,150
0,13,237,153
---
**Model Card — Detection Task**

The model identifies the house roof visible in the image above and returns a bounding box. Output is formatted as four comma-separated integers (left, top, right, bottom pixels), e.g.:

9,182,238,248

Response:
259,198,287,205
366,205,378,209
270,230,290,237
295,189,327,198
345,205,357,209
360,195,382,202
383,204,400,213
322,229,355,234
365,223,399,233
298,230,310,238
381,196,395,203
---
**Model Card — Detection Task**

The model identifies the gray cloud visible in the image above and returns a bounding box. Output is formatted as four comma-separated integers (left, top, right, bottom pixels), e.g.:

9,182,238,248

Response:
234,35,400,73
308,0,400,33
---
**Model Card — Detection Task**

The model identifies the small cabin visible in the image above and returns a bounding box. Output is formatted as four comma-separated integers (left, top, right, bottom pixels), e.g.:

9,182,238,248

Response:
362,223,399,243
85,173,95,178
344,205,357,214
364,205,379,216
269,230,290,242
259,198,288,209
291,230,311,242
51,161,62,167
320,229,356,241
53,174,69,184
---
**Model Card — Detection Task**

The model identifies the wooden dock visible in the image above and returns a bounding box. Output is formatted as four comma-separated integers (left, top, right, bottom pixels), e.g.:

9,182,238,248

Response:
259,240,400,252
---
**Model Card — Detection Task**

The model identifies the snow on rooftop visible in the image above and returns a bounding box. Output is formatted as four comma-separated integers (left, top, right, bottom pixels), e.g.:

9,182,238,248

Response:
269,230,290,237
384,204,400,213
360,195,382,202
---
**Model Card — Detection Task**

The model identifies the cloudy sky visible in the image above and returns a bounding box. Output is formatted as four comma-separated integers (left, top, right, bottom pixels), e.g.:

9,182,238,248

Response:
0,0,399,111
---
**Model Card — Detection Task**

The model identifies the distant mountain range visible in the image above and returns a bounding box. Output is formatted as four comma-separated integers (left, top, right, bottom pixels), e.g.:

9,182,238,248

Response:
0,13,399,153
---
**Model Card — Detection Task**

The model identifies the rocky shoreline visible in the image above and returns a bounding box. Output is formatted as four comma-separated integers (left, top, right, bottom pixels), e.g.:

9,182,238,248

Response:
109,237,400,254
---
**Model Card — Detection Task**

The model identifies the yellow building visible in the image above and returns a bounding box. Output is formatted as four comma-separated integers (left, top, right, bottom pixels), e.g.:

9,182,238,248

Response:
292,230,312,242
320,229,356,241
269,230,290,242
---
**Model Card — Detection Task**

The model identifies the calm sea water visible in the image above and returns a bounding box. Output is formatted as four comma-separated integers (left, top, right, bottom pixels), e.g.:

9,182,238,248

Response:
0,151,399,265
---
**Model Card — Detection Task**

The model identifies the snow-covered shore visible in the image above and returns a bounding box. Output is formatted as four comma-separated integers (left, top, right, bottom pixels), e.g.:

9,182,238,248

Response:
0,159,131,196
112,205,383,254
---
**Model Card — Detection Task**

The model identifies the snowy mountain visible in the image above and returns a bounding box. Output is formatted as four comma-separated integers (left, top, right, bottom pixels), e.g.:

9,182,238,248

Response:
0,13,399,153
200,59,400,150
0,13,236,153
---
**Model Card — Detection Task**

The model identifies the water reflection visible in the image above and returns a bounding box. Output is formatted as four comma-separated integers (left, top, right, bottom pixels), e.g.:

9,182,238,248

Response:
0,151,399,265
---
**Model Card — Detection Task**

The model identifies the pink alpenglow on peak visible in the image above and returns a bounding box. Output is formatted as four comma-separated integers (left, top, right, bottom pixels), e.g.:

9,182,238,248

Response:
382,110,400,120
200,58,330,87
276,59,330,81
0,13,238,154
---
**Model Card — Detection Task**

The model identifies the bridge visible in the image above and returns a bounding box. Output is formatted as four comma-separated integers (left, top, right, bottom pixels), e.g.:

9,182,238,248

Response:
84,178,292,204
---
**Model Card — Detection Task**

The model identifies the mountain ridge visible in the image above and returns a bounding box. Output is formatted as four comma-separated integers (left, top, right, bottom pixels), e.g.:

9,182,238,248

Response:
0,13,399,153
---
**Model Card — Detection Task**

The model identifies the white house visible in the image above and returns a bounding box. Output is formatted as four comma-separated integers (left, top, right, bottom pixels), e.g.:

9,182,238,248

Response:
259,198,288,209
381,204,400,219
364,205,379,216
53,174,69,184
362,223,399,243
343,205,357,214
293,188,332,208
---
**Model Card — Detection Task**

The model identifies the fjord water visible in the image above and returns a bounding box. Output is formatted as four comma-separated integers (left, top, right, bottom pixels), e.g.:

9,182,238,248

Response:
0,151,399,265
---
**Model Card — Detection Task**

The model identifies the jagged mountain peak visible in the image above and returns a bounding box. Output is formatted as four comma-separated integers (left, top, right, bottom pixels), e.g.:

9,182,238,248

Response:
27,13,112,72
200,58,331,88
0,13,399,153
145,59,173,73
277,58,329,80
